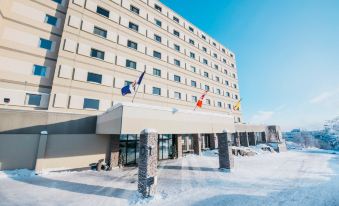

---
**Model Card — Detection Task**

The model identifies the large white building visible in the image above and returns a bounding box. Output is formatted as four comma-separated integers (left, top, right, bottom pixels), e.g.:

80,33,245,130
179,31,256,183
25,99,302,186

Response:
0,0,284,171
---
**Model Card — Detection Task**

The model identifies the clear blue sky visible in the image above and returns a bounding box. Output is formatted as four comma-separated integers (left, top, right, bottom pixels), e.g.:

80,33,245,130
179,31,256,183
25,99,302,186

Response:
161,0,339,131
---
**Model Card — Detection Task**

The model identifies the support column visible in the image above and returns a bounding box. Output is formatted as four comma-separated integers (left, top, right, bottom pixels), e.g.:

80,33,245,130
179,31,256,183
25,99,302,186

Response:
235,132,241,147
176,135,183,158
35,131,48,172
106,134,120,168
193,134,202,155
217,132,234,170
210,133,218,149
138,129,158,198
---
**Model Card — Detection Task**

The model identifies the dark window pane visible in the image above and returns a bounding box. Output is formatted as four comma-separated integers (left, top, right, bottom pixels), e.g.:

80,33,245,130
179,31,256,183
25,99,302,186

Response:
90,48,105,60
87,72,102,84
33,65,47,77
129,22,139,31
27,94,41,106
39,38,52,50
127,40,138,50
83,98,99,110
130,5,139,14
93,26,107,38
45,15,58,26
96,6,110,18
126,60,137,69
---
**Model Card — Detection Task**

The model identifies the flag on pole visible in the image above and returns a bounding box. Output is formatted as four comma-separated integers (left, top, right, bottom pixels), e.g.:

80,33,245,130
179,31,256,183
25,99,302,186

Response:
196,90,208,108
121,70,146,96
233,98,242,111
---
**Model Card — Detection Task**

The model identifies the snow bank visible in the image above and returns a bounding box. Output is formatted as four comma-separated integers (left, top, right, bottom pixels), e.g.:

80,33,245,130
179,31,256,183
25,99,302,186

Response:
0,169,35,179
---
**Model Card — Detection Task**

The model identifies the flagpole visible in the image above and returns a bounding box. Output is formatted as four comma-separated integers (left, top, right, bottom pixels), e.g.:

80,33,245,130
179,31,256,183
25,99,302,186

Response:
131,83,140,103
131,69,146,103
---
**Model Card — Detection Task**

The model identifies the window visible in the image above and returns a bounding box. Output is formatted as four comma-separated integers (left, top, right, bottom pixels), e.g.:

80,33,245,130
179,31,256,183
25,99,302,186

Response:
90,48,105,60
217,102,222,107
213,53,218,58
174,44,180,51
173,30,180,37
215,76,220,82
127,40,138,50
230,53,234,58
130,5,139,14
204,72,209,78
126,60,137,69
231,63,235,68
153,68,161,77
233,84,238,89
192,96,197,102
213,42,216,46
222,48,226,53
228,104,232,109
155,19,162,27
223,59,227,63
174,59,180,67
45,14,58,26
203,59,208,65
205,85,210,91
238,117,241,122
83,98,99,110
152,87,161,96
189,26,194,32
191,80,197,87
174,75,181,82
214,65,219,70
154,4,162,12
96,6,109,18
190,52,195,59
224,70,228,75
153,51,161,59
206,99,211,105
189,39,195,45
191,66,196,73
52,0,62,4
225,80,229,86
202,35,206,40
154,34,162,43
93,26,107,38
233,73,236,78
226,92,230,97
173,16,179,23
26,94,41,106
202,47,207,52
235,94,239,100
174,92,181,100
87,72,102,84
216,89,221,95
129,22,139,32
33,65,47,77
39,38,52,50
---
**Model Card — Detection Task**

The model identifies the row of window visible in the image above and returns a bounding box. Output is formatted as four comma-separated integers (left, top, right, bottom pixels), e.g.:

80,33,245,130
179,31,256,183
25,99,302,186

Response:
131,1,234,58
123,58,238,91
88,2,236,69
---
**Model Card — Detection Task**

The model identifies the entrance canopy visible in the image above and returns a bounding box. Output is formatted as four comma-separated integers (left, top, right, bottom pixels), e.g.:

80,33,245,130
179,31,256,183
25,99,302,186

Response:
96,102,235,134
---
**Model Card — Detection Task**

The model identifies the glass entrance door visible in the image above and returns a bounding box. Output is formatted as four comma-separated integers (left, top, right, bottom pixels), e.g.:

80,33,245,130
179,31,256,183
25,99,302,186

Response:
158,134,173,160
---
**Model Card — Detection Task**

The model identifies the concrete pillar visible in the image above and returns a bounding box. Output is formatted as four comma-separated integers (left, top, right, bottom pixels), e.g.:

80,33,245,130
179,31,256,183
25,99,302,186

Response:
210,133,218,149
217,132,234,170
262,132,267,143
193,134,202,155
138,129,158,198
176,135,183,158
106,134,120,168
35,131,48,172
235,132,241,147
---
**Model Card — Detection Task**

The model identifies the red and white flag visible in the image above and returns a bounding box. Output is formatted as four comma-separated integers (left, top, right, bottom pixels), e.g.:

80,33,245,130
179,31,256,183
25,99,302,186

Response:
196,90,208,108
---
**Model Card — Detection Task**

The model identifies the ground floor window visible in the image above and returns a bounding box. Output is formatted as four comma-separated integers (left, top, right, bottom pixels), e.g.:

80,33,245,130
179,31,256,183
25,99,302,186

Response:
119,134,140,165
158,134,174,160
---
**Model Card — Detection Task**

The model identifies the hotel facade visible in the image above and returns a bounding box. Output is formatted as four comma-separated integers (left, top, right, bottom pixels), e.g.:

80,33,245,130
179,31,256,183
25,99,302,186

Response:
0,0,285,171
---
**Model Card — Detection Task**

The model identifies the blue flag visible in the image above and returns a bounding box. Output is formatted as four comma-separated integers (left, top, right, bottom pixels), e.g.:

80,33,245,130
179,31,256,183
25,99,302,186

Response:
121,71,145,96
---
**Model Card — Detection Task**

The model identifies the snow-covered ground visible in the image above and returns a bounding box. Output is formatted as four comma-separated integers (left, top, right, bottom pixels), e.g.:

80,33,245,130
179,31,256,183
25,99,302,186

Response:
0,149,338,206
